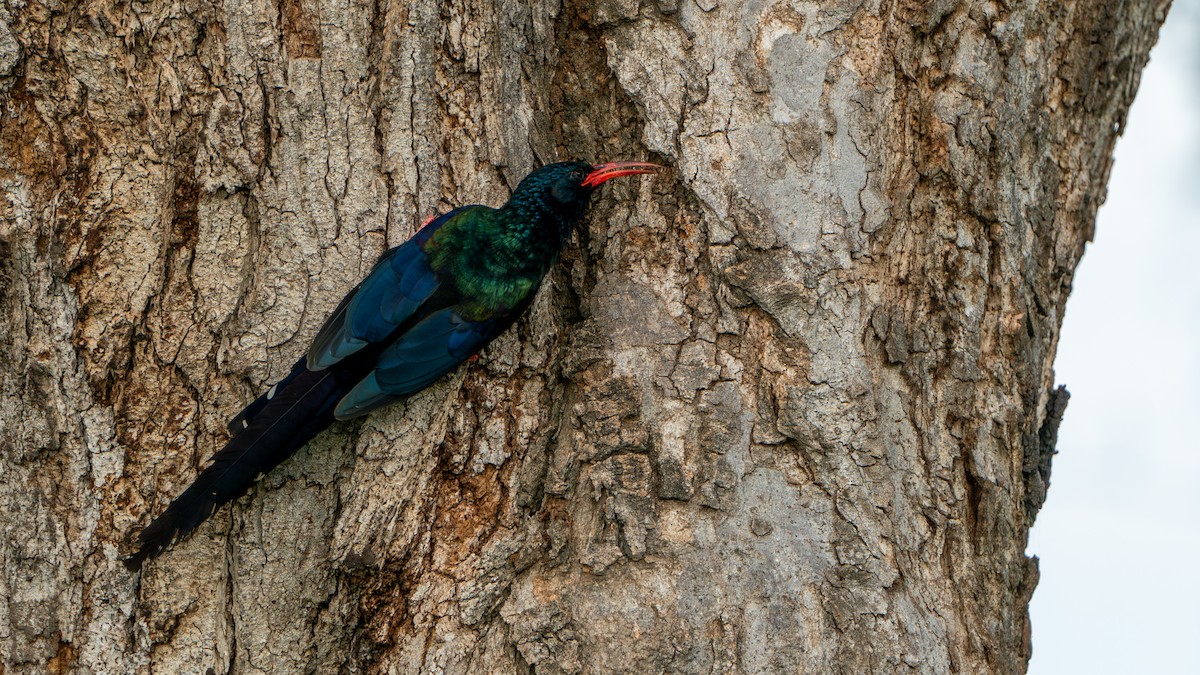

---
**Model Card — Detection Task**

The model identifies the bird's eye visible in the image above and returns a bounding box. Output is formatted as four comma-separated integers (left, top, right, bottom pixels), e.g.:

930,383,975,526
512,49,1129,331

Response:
571,169,586,181
550,181,575,203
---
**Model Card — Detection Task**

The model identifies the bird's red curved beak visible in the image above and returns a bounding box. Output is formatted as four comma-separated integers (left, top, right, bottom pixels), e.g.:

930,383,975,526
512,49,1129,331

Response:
582,161,664,188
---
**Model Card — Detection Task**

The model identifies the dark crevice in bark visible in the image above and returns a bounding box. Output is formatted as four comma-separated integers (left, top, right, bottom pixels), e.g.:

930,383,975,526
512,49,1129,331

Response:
1024,384,1069,526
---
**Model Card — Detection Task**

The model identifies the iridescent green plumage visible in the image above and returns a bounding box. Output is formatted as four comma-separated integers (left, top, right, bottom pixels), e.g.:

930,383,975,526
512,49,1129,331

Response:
424,206,549,321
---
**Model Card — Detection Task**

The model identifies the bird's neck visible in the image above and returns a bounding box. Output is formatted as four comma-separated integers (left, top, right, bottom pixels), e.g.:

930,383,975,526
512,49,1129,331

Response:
501,190,582,249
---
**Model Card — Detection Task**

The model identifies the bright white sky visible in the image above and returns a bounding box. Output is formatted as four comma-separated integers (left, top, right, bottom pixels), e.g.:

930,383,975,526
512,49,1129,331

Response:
1027,2,1200,673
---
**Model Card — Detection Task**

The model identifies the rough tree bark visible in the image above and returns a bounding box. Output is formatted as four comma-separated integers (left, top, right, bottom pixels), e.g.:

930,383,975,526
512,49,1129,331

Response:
0,0,1167,672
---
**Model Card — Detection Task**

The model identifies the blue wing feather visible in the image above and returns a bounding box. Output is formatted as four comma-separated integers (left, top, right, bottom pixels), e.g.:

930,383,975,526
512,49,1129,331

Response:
333,308,500,419
306,210,465,370
343,243,436,341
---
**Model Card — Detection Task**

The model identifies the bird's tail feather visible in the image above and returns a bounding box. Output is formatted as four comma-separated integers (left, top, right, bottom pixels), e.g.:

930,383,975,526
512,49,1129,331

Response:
226,357,310,436
125,367,342,569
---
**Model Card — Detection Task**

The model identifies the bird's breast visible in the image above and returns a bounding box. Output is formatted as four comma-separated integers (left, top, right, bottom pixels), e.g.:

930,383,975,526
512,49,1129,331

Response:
424,213,557,319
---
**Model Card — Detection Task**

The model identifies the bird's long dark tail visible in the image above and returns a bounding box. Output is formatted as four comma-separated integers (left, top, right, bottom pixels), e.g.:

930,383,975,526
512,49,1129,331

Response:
125,360,344,569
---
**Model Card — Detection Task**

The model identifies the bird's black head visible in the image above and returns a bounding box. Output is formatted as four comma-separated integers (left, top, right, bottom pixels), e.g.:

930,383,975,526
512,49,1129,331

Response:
507,160,663,240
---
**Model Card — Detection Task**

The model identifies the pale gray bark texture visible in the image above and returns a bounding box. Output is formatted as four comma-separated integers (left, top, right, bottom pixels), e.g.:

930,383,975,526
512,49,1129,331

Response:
0,0,1168,672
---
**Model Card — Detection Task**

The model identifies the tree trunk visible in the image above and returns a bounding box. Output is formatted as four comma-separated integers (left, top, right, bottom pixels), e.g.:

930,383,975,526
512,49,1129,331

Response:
0,0,1167,672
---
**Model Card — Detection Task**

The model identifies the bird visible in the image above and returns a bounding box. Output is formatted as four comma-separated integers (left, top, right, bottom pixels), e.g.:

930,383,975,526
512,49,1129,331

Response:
125,160,663,569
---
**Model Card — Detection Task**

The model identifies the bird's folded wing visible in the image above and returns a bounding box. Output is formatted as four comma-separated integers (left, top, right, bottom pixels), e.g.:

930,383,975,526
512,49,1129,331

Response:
305,209,465,370
332,307,503,419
